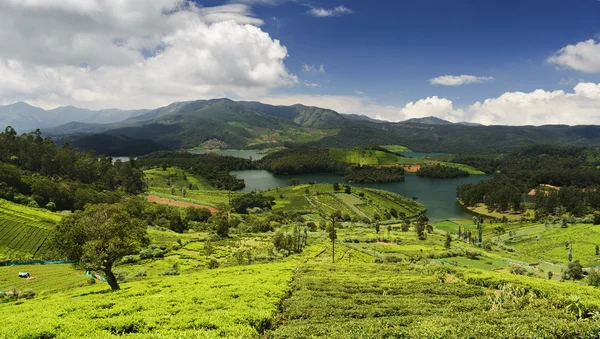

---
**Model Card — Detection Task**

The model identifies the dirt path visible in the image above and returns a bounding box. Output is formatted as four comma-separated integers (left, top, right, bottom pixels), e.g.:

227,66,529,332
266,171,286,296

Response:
146,195,220,213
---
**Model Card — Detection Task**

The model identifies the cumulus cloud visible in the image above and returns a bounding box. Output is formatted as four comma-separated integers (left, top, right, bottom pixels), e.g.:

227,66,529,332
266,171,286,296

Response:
0,0,297,109
429,75,494,86
309,5,352,17
468,82,600,125
400,96,465,122
302,63,325,74
548,39,600,73
257,82,600,126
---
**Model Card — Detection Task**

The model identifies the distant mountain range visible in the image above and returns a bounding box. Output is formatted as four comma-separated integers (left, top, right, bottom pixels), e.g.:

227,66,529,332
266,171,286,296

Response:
3,99,600,155
0,102,149,132
403,116,483,126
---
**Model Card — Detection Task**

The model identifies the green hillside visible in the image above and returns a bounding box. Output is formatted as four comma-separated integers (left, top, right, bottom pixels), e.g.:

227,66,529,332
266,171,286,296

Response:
262,184,426,221
0,199,62,261
3,227,600,338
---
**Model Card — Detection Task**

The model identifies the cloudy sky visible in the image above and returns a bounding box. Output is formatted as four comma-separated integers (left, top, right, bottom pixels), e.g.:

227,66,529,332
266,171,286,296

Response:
1,0,600,125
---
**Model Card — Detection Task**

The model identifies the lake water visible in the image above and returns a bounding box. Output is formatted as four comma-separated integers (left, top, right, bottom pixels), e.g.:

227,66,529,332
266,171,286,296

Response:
187,149,266,160
230,170,492,222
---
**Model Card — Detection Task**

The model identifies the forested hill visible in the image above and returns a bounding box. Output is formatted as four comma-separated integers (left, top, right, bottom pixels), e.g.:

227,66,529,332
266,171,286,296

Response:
7,98,600,154
456,145,600,216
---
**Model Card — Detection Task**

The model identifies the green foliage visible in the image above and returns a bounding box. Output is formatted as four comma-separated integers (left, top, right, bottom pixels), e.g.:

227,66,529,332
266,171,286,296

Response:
211,214,230,239
0,198,59,261
563,260,584,281
589,269,600,287
272,263,600,338
417,163,470,179
139,151,252,190
0,263,294,338
231,193,275,214
186,206,212,222
49,203,149,290
258,148,406,183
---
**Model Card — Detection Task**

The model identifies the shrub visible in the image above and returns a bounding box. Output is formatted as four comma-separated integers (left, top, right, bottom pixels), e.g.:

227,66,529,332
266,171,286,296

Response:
160,263,180,276
120,255,140,264
134,269,147,278
208,258,220,269
45,201,57,211
588,269,600,287
509,265,528,276
113,270,129,282
563,260,584,280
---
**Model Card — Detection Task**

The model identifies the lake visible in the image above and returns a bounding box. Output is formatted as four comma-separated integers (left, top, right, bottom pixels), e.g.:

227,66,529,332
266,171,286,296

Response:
230,170,492,222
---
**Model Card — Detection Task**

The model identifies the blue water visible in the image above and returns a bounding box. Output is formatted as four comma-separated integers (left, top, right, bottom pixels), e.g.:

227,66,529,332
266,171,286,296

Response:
231,170,491,222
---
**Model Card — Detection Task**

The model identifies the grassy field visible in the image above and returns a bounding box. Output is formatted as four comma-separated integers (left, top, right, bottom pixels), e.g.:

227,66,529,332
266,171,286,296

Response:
2,220,600,338
458,201,533,221
0,199,63,261
328,148,485,174
0,263,295,338
381,144,412,152
262,184,426,221
0,264,89,293
271,261,600,338
330,148,406,165
510,223,600,266
145,167,214,191
144,167,246,208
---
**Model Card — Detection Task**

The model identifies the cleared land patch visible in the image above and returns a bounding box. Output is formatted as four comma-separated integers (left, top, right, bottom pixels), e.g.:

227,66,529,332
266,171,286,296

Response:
146,195,220,213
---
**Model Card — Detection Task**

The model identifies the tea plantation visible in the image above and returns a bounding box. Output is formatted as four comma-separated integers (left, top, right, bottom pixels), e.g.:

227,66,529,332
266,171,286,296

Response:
0,199,62,261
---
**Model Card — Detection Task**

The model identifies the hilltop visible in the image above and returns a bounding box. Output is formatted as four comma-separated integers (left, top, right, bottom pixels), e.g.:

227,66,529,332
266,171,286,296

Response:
3,98,600,155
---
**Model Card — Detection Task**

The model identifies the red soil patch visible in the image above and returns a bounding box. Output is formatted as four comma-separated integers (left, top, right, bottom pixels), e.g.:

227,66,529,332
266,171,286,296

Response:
146,195,220,213
402,164,421,173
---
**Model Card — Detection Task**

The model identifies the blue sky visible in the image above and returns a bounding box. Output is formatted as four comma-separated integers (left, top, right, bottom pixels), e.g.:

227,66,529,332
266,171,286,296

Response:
220,0,600,108
1,0,600,125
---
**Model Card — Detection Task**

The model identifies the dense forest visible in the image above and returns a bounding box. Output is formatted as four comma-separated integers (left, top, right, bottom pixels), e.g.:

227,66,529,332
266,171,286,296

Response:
416,164,469,179
0,127,145,211
456,145,600,217
137,151,253,190
344,165,405,183
257,148,405,183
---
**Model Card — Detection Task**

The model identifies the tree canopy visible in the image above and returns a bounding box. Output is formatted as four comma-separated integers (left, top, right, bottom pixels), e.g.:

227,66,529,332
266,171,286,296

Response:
50,203,149,290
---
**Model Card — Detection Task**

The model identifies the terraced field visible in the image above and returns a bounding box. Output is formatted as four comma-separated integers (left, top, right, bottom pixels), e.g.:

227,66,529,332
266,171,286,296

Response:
262,184,426,221
0,199,62,261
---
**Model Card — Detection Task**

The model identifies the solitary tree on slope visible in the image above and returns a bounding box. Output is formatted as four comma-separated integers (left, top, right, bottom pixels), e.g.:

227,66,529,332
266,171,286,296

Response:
50,203,149,290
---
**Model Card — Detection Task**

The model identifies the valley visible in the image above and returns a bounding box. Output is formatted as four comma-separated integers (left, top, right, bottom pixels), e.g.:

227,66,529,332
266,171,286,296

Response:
2,129,600,338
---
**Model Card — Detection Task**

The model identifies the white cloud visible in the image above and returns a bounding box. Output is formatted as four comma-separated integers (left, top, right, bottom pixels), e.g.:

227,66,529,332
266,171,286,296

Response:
302,63,325,74
429,75,494,86
0,0,297,109
309,5,352,17
256,82,600,126
548,39,600,73
400,96,465,122
303,80,320,88
468,82,600,125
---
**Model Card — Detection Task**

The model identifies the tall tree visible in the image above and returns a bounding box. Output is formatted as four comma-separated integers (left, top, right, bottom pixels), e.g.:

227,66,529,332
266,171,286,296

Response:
50,203,149,290
328,211,342,263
